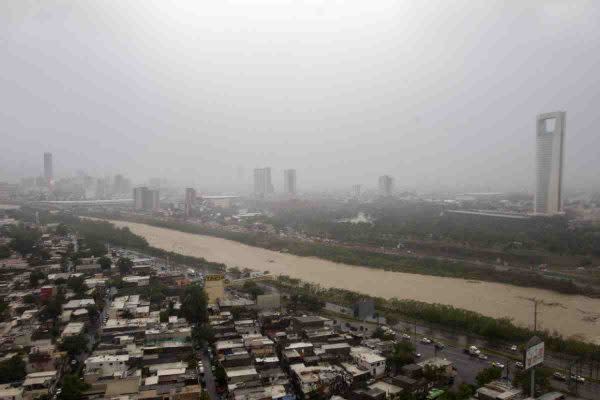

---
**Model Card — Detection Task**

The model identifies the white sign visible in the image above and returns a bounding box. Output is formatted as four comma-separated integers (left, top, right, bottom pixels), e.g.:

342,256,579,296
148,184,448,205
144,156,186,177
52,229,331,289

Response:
525,341,545,369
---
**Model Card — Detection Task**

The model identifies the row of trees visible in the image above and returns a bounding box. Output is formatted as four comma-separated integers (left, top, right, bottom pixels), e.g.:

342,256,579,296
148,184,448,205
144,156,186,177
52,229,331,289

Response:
272,275,600,361
74,212,600,296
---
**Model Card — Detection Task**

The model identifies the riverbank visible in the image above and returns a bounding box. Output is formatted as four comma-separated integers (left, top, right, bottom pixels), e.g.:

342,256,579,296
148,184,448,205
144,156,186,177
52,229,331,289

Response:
80,212,599,297
99,217,600,343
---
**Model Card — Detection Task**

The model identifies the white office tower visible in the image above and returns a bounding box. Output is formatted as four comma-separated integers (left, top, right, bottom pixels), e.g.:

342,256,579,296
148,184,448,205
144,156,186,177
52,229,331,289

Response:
284,169,297,195
535,111,566,215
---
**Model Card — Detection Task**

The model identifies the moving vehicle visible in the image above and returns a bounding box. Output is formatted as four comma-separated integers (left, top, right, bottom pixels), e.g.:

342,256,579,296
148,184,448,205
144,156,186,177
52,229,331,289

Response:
400,333,411,340
552,372,567,381
421,337,432,344
491,362,505,369
465,345,481,356
478,353,488,360
571,375,585,383
515,361,524,369
434,342,445,350
510,345,518,351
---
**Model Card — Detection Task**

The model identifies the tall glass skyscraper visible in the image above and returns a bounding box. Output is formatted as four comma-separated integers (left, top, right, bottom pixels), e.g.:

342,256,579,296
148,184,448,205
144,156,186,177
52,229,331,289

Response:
535,111,566,215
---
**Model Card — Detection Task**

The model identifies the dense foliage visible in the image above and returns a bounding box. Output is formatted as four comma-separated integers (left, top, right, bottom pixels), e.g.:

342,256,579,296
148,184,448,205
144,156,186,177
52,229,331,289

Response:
0,355,27,383
181,284,209,324
73,212,600,296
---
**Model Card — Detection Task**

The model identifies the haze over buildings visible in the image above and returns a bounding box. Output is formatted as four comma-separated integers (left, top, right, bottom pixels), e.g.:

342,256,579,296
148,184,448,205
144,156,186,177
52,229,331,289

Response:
2,2,600,193
253,168,274,198
283,169,297,195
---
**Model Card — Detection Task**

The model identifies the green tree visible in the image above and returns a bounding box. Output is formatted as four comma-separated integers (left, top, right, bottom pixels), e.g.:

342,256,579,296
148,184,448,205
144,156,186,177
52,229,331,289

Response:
117,257,133,275
59,374,90,400
97,256,112,271
55,223,69,235
181,284,208,324
0,355,26,383
476,366,502,387
59,334,88,358
192,324,215,346
8,225,41,256
0,245,12,259
514,367,551,396
29,270,46,288
386,341,415,374
242,280,265,299
214,364,227,387
67,276,88,297
23,294,37,305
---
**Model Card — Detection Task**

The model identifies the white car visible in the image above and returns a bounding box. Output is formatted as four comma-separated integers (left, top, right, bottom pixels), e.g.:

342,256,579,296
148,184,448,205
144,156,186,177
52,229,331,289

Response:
401,333,411,340
478,353,488,360
510,345,518,351
515,361,524,369
571,375,586,383
420,337,432,344
491,362,505,369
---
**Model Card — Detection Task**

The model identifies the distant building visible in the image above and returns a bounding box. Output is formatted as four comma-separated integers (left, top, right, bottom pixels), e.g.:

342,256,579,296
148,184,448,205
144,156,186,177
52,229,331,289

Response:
353,299,375,320
133,187,160,211
253,167,274,197
112,174,130,195
378,175,393,197
352,184,361,199
43,152,53,184
535,111,566,215
284,169,297,195
184,188,196,217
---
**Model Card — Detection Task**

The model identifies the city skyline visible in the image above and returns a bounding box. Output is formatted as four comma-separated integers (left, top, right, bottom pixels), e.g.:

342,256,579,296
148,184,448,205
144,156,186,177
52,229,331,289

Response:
2,2,600,193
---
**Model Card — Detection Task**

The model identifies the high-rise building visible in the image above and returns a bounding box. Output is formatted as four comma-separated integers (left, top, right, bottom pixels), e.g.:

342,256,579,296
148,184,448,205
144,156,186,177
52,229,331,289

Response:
43,152,53,183
378,175,393,197
184,187,196,217
253,167,273,197
535,111,566,215
133,187,160,211
352,184,362,199
284,169,297,195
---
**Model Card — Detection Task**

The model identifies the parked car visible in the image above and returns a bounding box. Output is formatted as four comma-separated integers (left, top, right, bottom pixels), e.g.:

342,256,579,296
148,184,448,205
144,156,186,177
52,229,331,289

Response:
510,345,518,352
478,353,488,360
553,372,567,381
421,337,432,344
434,342,445,350
571,375,585,383
515,361,524,369
491,362,505,369
401,333,411,340
414,352,422,358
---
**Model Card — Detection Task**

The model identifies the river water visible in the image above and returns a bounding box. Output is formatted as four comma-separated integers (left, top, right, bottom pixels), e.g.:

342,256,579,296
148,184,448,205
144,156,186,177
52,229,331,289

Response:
108,219,600,343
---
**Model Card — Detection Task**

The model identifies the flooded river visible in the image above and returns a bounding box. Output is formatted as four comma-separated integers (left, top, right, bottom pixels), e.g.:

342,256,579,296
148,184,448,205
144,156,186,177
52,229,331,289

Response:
108,219,600,343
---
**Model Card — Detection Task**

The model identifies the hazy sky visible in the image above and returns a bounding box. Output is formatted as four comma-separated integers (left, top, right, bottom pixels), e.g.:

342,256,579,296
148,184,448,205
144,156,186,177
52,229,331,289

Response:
2,1,599,193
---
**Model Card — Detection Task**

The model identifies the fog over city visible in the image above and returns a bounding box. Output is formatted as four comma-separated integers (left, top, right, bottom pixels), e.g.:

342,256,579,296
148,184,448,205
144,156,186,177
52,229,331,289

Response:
2,1,600,193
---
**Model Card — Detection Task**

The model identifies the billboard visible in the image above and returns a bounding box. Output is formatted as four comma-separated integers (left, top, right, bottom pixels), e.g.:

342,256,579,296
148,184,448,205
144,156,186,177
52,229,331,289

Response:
205,274,224,281
525,341,544,369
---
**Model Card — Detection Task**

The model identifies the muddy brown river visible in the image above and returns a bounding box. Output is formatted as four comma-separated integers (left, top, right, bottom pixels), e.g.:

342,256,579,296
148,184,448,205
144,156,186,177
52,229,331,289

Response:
108,219,600,343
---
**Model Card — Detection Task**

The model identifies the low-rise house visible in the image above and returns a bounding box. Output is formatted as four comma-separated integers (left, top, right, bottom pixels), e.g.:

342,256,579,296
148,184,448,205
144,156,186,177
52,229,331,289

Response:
61,322,85,338
476,380,522,400
84,354,130,380
351,347,386,378
225,366,259,384
63,298,95,310
22,370,57,400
